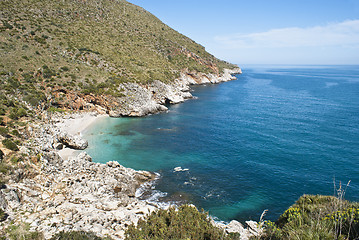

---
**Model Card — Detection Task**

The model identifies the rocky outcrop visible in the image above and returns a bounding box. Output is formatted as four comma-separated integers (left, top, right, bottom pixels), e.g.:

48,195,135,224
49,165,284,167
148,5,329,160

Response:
109,68,241,117
0,67,248,239
108,82,169,117
216,219,264,240
0,115,160,239
58,132,88,150
2,148,157,239
45,68,241,117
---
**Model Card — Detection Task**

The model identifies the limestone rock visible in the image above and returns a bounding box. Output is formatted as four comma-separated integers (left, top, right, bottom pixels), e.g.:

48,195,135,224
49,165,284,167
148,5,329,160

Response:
226,220,245,234
42,151,63,166
58,132,88,150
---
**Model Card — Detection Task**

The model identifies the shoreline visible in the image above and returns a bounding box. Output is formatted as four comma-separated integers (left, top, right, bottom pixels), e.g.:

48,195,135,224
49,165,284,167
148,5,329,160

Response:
1,69,262,239
56,112,108,160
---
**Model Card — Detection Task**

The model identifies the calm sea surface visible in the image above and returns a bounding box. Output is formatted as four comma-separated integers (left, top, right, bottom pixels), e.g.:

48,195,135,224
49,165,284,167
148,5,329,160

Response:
83,65,359,222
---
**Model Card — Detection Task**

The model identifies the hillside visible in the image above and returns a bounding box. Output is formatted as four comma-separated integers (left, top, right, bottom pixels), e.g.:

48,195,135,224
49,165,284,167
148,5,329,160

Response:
0,0,238,116
0,0,242,238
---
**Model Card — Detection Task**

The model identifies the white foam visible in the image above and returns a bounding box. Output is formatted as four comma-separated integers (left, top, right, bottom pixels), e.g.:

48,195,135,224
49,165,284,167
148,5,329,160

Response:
173,166,189,172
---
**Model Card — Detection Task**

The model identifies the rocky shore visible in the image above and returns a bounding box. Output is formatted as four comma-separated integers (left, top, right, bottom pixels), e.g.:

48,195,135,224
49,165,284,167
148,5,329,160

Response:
0,68,263,239
48,68,242,117
109,68,242,117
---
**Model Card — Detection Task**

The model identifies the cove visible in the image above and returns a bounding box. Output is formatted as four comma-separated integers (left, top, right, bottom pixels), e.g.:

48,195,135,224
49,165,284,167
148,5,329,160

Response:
83,65,359,222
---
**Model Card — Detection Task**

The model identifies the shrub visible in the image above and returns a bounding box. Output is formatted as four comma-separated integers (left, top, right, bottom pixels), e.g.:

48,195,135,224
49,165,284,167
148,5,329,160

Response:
11,129,21,138
16,108,27,118
42,65,56,79
50,231,106,240
0,127,9,137
2,21,13,30
2,139,19,151
6,223,43,240
60,66,69,72
9,107,27,120
10,156,23,164
0,208,8,222
0,149,4,161
34,35,46,44
125,205,234,240
261,195,359,240
47,107,65,113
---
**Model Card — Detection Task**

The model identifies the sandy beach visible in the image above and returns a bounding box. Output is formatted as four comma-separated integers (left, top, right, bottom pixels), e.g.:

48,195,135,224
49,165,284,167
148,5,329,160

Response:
56,112,108,160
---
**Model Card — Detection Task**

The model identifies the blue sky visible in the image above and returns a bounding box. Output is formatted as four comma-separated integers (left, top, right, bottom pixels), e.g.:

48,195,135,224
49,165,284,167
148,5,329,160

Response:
127,0,359,65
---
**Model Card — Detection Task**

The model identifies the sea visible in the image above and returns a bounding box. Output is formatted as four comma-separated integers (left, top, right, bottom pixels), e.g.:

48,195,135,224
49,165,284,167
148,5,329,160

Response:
82,65,359,222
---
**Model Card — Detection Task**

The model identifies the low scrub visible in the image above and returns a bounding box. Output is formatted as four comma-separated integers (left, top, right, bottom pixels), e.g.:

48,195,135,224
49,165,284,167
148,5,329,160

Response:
261,194,359,240
2,139,19,151
125,205,237,240
6,223,43,240
50,231,110,240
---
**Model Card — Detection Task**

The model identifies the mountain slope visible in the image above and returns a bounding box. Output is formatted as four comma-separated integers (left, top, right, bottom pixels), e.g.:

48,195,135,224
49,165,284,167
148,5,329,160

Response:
1,0,236,84
1,0,240,117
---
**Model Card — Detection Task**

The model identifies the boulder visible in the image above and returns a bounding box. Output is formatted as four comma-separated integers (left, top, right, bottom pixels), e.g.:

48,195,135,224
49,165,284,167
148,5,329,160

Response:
226,220,245,234
76,152,92,162
58,132,88,150
42,151,63,166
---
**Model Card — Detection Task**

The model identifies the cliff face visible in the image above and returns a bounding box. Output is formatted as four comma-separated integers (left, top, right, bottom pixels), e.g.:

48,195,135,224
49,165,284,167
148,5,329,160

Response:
73,68,242,117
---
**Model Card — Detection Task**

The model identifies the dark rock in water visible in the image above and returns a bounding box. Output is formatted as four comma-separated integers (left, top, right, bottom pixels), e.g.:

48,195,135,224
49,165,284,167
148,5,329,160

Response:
113,130,136,136
160,191,193,205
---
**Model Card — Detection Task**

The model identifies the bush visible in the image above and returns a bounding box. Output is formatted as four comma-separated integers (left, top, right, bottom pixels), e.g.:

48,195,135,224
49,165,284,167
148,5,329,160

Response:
2,139,19,151
17,108,27,118
0,208,8,222
261,195,359,240
50,231,107,240
10,156,23,164
125,205,235,240
6,223,43,240
42,65,56,79
0,127,9,137
11,129,21,138
9,107,27,120
60,66,69,72
0,149,4,161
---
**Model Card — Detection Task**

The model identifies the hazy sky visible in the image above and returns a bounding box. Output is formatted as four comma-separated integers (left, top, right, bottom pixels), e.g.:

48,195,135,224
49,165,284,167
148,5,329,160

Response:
127,0,359,65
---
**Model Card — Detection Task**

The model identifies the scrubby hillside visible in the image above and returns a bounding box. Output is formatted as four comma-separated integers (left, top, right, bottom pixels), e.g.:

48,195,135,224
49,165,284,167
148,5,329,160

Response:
0,0,237,114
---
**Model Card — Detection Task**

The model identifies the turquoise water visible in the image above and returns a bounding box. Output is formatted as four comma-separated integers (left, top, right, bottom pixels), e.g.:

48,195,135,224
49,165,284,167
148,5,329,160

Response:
83,65,359,222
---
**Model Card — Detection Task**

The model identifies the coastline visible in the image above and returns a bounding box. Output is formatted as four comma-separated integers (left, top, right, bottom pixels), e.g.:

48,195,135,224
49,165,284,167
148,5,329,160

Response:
56,112,108,160
0,68,262,239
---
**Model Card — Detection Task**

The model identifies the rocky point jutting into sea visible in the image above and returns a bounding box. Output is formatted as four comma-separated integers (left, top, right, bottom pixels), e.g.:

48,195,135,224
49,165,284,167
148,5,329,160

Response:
0,68,263,239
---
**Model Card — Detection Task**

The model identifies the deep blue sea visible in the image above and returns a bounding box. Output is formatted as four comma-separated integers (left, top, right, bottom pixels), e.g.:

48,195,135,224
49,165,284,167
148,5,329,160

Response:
83,65,359,222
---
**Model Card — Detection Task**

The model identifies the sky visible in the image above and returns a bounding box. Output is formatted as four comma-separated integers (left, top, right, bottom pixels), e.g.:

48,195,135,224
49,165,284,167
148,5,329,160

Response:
127,0,359,65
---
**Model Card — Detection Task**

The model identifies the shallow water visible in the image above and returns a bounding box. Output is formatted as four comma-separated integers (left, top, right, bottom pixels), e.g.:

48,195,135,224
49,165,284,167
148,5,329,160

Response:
83,65,359,222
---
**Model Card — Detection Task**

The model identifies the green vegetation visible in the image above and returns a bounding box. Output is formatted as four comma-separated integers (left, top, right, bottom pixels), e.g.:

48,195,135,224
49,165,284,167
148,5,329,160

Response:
50,231,111,240
0,208,8,222
0,127,9,137
2,139,19,151
261,194,359,240
125,205,238,240
5,223,43,240
0,0,236,110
